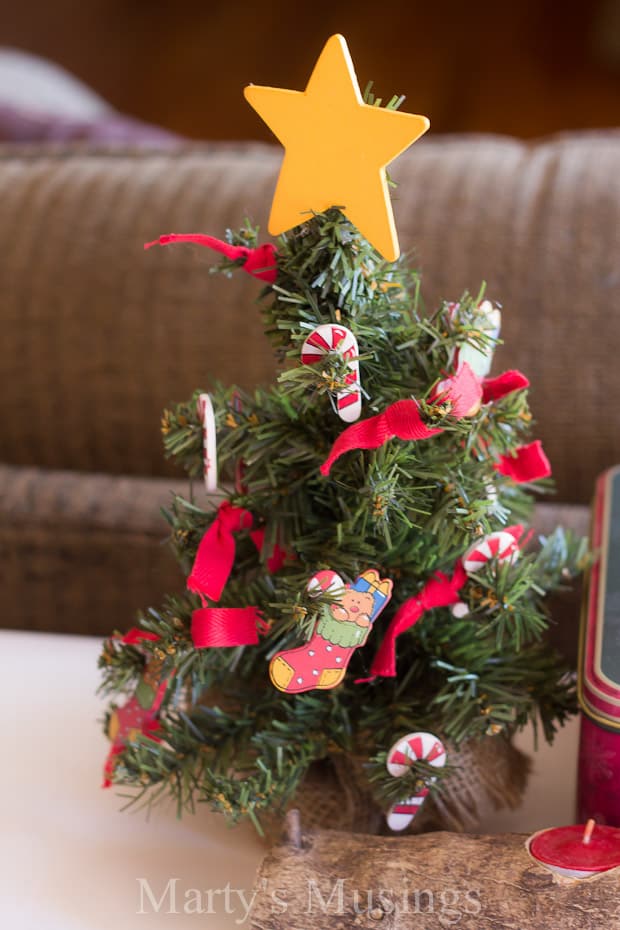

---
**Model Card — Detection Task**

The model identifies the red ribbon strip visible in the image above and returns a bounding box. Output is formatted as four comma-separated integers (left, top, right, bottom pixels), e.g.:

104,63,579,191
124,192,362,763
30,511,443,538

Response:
430,363,484,416
357,561,467,682
249,527,289,573
320,399,442,476
191,607,269,648
320,364,482,477
187,501,253,602
482,369,529,403
187,503,285,650
496,440,551,482
144,233,278,283
120,628,160,645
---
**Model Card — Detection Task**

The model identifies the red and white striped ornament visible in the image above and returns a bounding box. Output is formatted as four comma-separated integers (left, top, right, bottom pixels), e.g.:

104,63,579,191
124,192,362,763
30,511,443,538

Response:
306,569,346,598
462,525,523,576
197,393,218,492
385,731,447,831
301,323,362,422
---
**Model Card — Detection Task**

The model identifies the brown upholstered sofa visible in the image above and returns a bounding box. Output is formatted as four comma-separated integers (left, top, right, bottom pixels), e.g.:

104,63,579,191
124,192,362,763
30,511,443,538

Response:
2,132,619,646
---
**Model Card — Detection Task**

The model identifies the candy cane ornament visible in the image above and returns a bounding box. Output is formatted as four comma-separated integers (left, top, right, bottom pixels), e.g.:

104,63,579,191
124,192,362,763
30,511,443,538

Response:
307,569,346,598
385,731,447,831
197,393,218,492
462,525,523,576
301,324,362,422
448,299,502,379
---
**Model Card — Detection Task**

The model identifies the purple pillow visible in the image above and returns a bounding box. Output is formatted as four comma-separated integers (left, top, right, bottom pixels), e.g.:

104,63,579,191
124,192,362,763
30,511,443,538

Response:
0,102,182,147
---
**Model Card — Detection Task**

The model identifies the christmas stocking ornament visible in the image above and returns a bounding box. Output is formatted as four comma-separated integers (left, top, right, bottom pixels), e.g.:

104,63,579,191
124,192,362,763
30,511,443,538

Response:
269,569,393,694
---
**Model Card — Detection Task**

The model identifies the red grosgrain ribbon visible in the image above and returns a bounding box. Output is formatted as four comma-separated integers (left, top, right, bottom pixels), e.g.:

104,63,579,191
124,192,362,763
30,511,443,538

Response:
320,364,482,477
120,628,160,645
482,370,529,403
430,362,483,417
496,440,551,482
357,561,468,682
191,607,269,648
187,501,253,602
249,527,288,573
144,233,278,284
320,399,441,476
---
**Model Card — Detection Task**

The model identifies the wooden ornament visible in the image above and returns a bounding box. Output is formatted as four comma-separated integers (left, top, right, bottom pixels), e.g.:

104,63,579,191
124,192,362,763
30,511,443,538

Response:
244,34,429,261
457,299,502,378
462,527,522,576
385,732,447,831
301,323,362,422
197,393,218,492
269,569,393,694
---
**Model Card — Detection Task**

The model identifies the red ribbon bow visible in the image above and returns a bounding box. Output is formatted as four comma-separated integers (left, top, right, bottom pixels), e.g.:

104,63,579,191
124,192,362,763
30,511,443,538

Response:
191,607,270,648
479,371,551,481
120,628,160,646
249,527,289,574
188,502,284,650
321,364,482,476
496,440,551,483
187,501,253,602
357,561,467,682
482,369,530,402
144,233,278,283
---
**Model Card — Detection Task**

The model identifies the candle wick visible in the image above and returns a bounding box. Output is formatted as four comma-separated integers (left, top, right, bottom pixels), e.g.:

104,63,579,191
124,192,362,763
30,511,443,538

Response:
582,818,595,845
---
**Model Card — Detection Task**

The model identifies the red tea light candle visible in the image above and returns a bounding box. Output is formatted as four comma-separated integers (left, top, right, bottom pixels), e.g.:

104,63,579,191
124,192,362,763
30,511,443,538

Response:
529,820,620,879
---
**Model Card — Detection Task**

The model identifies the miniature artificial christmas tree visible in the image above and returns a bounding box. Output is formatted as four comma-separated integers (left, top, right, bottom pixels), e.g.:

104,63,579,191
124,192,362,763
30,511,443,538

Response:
99,35,586,835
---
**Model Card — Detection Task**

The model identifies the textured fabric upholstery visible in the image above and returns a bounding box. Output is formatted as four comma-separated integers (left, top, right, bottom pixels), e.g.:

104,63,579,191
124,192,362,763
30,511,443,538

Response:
1,132,617,635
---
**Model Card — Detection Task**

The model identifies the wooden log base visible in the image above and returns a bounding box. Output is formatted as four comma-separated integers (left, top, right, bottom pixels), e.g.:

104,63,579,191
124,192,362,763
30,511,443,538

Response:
248,811,620,928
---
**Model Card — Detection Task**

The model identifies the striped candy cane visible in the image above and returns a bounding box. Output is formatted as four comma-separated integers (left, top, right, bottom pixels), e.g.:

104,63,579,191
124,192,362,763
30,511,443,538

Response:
462,526,522,575
197,393,218,492
306,569,346,598
301,324,362,422
385,731,447,831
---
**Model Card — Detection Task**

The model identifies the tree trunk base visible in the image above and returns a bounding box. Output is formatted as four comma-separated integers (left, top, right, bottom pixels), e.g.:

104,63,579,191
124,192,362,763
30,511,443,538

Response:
248,811,620,929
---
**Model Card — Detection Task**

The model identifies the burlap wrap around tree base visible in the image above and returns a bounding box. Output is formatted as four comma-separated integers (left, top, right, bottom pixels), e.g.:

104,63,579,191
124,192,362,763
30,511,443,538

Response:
261,735,530,840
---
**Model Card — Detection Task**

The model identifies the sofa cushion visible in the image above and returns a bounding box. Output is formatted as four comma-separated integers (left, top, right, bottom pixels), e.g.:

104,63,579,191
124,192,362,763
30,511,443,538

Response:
0,463,588,649
1,134,619,500
0,464,186,636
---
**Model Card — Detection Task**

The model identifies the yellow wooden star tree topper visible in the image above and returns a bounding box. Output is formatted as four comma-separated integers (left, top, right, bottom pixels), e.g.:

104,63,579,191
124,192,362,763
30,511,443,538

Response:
244,34,429,261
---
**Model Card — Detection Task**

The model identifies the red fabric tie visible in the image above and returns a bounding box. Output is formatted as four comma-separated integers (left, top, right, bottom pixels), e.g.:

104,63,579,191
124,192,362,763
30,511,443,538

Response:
144,233,278,283
191,607,269,648
482,370,529,403
120,628,160,645
319,400,441,476
321,364,482,477
187,501,253,602
430,363,483,416
187,503,278,650
496,440,551,482
249,527,289,573
357,561,467,682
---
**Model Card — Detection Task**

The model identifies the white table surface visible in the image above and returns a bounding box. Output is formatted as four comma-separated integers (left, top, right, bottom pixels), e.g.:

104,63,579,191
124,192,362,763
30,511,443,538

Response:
0,630,580,928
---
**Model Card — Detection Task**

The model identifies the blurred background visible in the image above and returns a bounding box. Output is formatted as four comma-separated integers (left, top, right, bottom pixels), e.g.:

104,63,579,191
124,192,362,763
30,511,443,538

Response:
2,0,620,139
1,1,618,639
